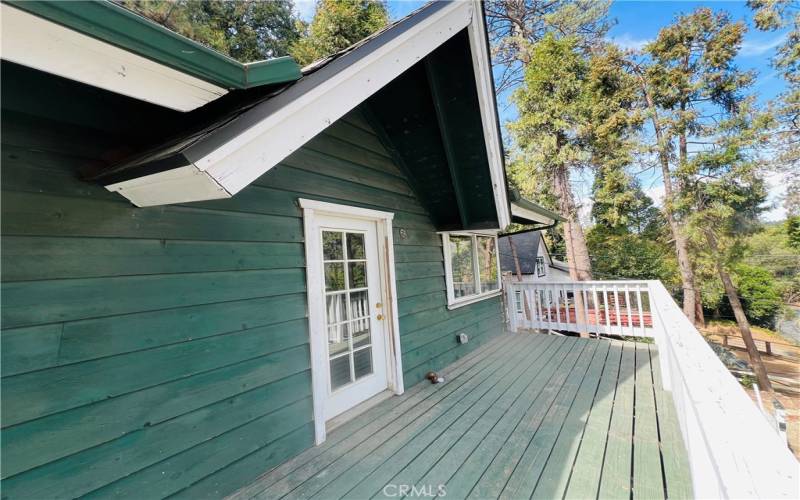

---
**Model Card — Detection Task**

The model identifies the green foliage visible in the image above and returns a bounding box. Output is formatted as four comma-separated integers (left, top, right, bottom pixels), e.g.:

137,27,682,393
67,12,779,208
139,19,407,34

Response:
744,221,800,303
748,1,799,187
509,36,639,208
644,8,771,282
120,0,300,61
485,0,612,92
586,227,679,285
289,0,388,66
730,263,784,326
738,373,756,389
592,175,663,238
788,216,800,249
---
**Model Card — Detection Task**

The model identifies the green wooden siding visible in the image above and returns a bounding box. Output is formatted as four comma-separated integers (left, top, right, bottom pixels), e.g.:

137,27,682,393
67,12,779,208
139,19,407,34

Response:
0,104,503,498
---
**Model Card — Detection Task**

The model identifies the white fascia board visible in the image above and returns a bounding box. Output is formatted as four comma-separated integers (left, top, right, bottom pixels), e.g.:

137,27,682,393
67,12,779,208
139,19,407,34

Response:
105,166,230,207
193,1,474,195
466,8,511,230
510,203,555,225
0,4,228,112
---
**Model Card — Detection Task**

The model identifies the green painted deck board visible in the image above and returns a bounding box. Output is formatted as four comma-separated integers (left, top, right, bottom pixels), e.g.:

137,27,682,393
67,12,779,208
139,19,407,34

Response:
649,345,694,499
292,335,546,500
468,339,593,500
235,335,518,499
563,342,623,500
383,337,569,498
598,342,637,500
529,340,612,500
497,341,602,499
633,342,666,499
249,335,530,499
232,334,689,500
410,337,575,499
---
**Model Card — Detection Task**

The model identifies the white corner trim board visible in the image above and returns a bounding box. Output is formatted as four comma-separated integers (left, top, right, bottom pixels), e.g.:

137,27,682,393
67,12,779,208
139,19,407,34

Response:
0,4,228,112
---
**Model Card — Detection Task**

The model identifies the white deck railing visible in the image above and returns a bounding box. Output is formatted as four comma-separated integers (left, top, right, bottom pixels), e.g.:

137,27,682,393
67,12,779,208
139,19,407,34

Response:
506,280,654,337
505,279,799,499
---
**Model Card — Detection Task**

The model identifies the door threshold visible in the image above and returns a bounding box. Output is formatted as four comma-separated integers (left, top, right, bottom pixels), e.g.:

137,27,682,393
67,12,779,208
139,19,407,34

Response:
326,389,394,433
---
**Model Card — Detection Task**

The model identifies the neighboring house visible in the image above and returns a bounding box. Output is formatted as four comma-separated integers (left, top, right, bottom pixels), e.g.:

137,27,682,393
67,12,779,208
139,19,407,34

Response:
498,229,570,283
0,1,547,498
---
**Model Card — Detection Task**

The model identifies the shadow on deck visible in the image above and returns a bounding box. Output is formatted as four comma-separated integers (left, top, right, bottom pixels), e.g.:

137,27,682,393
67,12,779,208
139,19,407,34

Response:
232,333,692,499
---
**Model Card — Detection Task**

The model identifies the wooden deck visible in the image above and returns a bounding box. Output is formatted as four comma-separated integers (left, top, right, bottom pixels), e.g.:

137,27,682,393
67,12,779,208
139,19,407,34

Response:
233,333,692,500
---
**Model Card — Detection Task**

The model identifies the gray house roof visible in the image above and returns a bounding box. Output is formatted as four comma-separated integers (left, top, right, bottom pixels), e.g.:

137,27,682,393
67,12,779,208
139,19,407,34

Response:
499,230,571,276
499,231,543,275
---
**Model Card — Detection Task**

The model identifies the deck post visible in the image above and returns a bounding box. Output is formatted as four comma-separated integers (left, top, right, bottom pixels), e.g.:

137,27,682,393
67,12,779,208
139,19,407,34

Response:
505,277,520,332
648,281,672,391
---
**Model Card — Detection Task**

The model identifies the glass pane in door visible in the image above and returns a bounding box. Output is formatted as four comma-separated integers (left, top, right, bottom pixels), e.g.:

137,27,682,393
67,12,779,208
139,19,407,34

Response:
322,230,374,392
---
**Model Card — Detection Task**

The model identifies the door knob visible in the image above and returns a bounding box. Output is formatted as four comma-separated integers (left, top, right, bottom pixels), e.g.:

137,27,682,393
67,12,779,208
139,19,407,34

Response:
377,314,385,321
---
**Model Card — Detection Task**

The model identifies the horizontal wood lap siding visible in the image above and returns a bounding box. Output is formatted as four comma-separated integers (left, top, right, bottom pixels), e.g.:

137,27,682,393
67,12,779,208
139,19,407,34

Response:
0,106,502,498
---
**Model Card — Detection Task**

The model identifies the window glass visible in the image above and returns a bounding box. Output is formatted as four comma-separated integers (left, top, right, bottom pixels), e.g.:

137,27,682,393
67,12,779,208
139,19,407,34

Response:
536,256,546,277
322,229,373,391
449,235,475,298
477,236,498,293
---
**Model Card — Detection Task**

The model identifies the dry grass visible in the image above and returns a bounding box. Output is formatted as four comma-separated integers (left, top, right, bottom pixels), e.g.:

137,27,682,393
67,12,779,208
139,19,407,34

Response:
702,319,792,343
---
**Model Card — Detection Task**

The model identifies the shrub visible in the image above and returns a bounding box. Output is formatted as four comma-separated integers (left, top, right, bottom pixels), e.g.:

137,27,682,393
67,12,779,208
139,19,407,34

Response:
731,263,783,327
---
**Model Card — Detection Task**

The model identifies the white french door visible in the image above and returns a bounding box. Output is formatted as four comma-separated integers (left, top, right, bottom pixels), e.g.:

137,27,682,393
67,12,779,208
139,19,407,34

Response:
315,214,389,419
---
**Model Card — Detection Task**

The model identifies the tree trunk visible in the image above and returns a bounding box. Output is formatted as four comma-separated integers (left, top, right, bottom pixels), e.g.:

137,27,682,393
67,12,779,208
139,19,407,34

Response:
553,164,592,281
694,291,706,327
633,68,700,325
677,98,704,323
508,236,532,322
553,163,591,338
705,230,774,394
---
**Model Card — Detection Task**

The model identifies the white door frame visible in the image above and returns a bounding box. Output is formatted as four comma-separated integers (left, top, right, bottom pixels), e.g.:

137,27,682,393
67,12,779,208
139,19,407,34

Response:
299,199,404,444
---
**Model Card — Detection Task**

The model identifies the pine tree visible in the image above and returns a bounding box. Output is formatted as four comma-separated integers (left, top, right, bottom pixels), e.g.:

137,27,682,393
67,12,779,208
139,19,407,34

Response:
289,0,388,66
119,0,300,61
628,8,757,327
748,1,799,216
485,0,612,93
676,85,775,392
510,36,640,291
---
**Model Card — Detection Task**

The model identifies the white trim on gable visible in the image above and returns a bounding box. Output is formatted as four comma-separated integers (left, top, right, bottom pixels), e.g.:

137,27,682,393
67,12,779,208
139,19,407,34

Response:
466,10,511,228
0,4,228,112
510,203,556,225
103,1,511,228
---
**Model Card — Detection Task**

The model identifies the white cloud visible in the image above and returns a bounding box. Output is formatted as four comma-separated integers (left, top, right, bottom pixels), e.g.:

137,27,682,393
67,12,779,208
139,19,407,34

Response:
644,185,665,207
763,171,788,222
740,34,787,56
608,33,651,51
577,196,594,226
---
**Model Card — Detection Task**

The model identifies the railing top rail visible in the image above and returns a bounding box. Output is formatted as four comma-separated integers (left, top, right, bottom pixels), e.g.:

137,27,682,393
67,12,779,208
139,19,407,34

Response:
647,280,799,499
507,279,653,285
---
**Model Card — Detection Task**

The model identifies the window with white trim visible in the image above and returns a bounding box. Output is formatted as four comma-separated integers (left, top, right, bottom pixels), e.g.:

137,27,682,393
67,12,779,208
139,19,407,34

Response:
442,233,501,308
536,256,546,277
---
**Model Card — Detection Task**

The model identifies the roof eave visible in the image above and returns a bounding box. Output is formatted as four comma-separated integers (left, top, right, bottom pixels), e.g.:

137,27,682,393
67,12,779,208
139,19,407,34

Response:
101,0,510,224
1,1,302,111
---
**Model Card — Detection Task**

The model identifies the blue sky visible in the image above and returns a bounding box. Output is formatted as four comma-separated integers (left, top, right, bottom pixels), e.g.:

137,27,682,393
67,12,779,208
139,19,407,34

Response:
296,1,791,221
